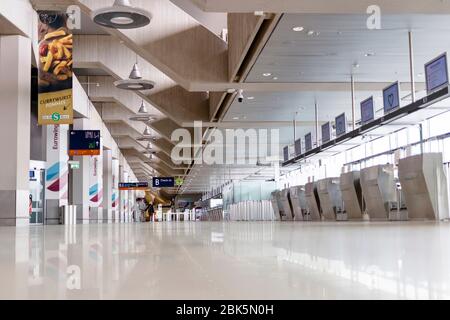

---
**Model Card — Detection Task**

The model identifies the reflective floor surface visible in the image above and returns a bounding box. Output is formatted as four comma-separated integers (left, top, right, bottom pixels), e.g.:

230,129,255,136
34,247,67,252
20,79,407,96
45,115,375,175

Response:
1,221,450,299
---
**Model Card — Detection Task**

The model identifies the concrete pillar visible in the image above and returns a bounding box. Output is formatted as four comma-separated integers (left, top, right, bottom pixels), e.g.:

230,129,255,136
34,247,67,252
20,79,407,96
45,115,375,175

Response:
44,124,69,225
72,119,90,224
102,149,113,223
0,36,31,226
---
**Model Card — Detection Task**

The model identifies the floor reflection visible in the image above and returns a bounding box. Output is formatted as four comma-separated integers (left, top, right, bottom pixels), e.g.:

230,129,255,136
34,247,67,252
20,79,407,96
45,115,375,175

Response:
0,221,449,299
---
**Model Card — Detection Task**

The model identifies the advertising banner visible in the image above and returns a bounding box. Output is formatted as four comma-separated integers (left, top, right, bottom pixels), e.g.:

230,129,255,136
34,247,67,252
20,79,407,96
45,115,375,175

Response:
37,11,73,125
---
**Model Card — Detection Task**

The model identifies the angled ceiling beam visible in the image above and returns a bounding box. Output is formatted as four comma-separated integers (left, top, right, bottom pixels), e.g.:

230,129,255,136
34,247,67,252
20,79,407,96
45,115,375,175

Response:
191,0,450,14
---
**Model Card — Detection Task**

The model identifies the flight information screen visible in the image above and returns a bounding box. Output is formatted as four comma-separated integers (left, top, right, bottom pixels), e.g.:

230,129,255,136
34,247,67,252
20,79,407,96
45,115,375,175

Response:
69,130,101,156
383,82,400,114
425,53,449,94
335,113,347,137
322,122,331,144
305,133,313,151
360,96,375,124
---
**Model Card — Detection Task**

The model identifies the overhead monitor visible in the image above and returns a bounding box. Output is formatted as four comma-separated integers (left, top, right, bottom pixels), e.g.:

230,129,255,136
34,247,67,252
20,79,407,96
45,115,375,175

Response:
321,122,331,144
294,139,302,156
153,177,175,188
425,53,449,95
305,133,313,152
360,96,375,125
69,130,101,156
283,146,289,162
335,113,347,137
383,82,400,114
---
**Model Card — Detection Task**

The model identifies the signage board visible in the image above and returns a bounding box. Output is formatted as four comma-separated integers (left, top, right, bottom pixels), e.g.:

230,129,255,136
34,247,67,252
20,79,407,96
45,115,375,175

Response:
119,182,149,191
37,11,74,125
335,113,347,137
175,177,184,187
69,130,101,156
360,96,375,124
322,122,331,144
68,160,80,169
153,177,175,188
425,53,449,95
383,82,401,114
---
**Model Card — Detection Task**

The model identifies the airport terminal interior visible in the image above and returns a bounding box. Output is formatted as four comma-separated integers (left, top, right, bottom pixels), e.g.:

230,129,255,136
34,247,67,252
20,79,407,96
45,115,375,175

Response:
3,0,450,300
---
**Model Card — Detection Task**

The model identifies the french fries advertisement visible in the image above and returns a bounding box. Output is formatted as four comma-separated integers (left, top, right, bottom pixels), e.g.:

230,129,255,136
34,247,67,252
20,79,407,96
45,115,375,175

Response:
38,12,73,125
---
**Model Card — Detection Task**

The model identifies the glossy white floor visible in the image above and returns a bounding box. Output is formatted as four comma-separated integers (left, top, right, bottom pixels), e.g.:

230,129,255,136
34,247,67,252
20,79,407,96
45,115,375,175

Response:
1,221,450,300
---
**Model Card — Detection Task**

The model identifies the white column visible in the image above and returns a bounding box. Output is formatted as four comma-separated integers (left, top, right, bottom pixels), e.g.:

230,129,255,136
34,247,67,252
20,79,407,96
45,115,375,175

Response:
112,159,119,222
89,147,103,223
44,124,69,225
102,149,113,223
0,36,31,226
72,119,90,224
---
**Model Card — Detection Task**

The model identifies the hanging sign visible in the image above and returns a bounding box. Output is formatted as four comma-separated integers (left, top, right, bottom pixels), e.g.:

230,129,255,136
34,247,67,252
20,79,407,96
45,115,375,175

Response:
37,11,73,125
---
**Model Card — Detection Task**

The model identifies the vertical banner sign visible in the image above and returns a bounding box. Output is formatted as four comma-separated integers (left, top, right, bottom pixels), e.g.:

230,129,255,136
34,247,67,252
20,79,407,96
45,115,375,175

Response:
37,12,73,125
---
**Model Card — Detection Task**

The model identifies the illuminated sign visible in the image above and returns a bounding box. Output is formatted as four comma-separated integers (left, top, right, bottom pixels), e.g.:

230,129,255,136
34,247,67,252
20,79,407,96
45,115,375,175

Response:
69,130,100,156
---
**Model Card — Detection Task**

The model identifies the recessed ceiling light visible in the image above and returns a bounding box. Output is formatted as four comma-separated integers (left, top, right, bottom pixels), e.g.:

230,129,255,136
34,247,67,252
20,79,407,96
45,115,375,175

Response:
364,52,375,57
92,0,152,30
263,73,272,77
292,26,304,32
417,73,424,77
232,117,239,120
272,77,278,80
247,96,255,100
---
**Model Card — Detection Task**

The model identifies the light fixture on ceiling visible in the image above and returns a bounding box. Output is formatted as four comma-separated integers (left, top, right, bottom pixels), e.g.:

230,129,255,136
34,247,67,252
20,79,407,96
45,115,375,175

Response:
138,100,148,114
146,142,152,150
142,125,151,136
92,0,152,29
272,77,278,80
247,96,255,100
263,73,272,77
364,52,375,57
114,63,155,91
232,117,239,120
292,26,304,32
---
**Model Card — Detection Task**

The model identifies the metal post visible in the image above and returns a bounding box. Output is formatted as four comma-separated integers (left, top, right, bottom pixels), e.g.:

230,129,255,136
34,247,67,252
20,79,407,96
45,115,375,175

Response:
293,115,297,143
315,100,319,147
408,31,416,103
351,74,356,130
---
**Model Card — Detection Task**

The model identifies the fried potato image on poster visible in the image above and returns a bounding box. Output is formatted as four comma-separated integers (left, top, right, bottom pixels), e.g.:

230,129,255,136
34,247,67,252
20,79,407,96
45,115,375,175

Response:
38,12,73,125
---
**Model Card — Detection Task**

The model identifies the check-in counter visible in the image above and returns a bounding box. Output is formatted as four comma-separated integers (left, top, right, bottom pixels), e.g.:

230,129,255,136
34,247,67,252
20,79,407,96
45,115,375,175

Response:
270,191,283,220
399,153,449,220
304,182,321,221
360,164,397,220
280,188,294,220
340,171,364,220
317,178,345,221
289,186,307,220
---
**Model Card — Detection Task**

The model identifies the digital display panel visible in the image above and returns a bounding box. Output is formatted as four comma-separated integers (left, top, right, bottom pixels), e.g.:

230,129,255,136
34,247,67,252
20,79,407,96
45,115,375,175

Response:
305,133,313,152
119,182,149,191
321,122,331,144
360,96,375,124
69,130,100,156
425,53,449,94
383,82,400,114
294,139,302,156
283,146,289,162
335,113,347,137
153,177,175,188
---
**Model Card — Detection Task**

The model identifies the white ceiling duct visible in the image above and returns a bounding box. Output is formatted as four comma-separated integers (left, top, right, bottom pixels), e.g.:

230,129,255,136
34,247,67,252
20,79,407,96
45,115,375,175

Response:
92,0,152,29
114,63,155,91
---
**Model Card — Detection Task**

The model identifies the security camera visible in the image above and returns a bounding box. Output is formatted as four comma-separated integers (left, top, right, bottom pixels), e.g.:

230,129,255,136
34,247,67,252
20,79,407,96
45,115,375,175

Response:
237,89,244,103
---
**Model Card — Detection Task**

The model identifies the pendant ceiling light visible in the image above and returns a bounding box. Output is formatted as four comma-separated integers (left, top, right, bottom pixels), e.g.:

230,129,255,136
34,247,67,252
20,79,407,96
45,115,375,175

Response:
92,0,152,29
142,125,151,136
138,100,148,114
114,63,155,91
146,142,152,150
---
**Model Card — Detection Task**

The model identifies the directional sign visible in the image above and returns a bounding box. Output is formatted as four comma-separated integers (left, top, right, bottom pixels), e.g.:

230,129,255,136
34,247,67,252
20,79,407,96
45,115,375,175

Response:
175,177,184,186
153,177,175,188
119,182,149,191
